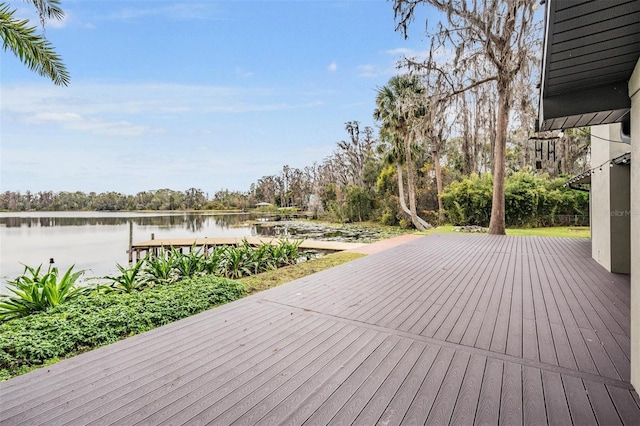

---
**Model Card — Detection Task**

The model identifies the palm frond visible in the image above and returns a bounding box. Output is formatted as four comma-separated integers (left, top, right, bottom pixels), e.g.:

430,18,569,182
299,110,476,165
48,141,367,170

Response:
25,0,65,25
0,3,70,86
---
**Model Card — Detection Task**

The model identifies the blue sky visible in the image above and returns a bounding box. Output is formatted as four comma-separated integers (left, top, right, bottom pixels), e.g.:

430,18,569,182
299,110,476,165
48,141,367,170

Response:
1,0,434,196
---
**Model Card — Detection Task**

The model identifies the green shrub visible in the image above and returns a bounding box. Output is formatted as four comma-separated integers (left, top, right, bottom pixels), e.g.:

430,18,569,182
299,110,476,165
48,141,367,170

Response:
0,265,89,322
505,172,542,227
440,173,493,226
441,171,589,227
0,276,246,379
324,186,375,223
101,241,302,293
104,257,149,293
344,186,375,222
144,249,180,284
220,245,252,279
326,201,347,223
172,245,206,278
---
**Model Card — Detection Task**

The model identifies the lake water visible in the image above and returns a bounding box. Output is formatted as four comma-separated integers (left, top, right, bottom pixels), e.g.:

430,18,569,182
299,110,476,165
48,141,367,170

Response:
0,212,258,289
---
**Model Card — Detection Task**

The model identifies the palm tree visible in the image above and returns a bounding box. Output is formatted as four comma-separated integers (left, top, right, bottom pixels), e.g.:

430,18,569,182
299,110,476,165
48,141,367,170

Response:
1,0,69,85
374,75,431,230
377,128,432,229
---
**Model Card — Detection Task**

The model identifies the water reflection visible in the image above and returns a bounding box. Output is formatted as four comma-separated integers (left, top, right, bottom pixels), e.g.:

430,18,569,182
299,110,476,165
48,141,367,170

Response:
0,212,257,288
0,213,250,231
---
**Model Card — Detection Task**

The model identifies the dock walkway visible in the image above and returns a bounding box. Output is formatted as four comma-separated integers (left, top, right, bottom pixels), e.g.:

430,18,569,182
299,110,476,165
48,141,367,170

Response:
129,237,367,261
1,234,639,424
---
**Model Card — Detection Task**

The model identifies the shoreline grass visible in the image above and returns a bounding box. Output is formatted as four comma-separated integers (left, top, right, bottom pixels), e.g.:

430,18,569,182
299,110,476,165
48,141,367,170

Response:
239,251,366,295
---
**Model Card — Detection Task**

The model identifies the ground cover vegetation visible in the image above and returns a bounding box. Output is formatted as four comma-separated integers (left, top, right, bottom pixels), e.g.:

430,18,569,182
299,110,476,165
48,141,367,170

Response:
0,277,246,380
0,240,307,378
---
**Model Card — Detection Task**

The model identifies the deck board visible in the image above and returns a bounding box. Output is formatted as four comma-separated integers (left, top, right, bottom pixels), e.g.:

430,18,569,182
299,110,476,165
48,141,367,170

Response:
351,341,425,425
424,350,470,425
500,362,523,425
449,353,485,425
224,325,366,425
1,234,638,425
326,338,413,425
583,380,623,425
375,344,441,426
522,366,548,425
542,370,573,425
607,385,640,425
401,346,456,424
475,357,503,425
563,375,598,425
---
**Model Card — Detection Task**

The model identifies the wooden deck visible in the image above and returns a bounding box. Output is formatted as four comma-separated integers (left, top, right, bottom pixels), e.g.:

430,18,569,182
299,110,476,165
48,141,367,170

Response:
1,234,638,425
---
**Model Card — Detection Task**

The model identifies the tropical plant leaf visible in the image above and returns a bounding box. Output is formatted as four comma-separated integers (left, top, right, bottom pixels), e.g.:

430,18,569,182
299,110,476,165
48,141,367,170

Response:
0,3,69,85
0,265,85,321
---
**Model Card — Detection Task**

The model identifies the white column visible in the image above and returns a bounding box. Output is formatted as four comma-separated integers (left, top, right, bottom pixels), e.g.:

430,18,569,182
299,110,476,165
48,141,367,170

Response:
590,125,613,271
590,123,630,274
629,58,640,390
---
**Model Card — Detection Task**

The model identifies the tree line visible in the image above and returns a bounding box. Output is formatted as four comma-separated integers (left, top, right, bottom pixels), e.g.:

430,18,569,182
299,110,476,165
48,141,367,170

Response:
247,119,589,228
1,188,210,211
1,114,589,227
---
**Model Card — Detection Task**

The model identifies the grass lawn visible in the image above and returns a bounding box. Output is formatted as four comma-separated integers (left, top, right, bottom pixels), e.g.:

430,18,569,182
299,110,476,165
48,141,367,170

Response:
505,226,590,238
238,251,366,294
419,225,590,238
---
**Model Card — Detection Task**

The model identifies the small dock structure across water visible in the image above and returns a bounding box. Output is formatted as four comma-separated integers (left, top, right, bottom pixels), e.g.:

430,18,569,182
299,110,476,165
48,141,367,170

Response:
129,237,366,261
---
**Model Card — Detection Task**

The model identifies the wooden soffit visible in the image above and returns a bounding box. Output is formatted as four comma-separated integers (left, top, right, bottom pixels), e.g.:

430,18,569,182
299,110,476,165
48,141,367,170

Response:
537,0,640,132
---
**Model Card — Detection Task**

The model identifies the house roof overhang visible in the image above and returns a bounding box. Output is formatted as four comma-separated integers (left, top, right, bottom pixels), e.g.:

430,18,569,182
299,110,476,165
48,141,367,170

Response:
566,169,592,186
537,0,640,132
565,151,631,191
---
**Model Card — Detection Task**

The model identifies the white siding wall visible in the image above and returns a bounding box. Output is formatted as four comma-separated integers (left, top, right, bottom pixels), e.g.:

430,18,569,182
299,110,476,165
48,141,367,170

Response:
590,124,630,273
629,58,640,390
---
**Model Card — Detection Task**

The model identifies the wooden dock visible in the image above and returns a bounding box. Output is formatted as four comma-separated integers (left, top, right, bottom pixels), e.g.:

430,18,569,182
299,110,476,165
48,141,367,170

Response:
2,234,638,424
129,237,367,261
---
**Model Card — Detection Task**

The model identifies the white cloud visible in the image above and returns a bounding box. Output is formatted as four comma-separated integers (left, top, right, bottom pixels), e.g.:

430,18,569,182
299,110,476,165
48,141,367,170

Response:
356,64,395,78
204,101,324,113
328,61,338,72
1,83,323,117
46,13,69,29
13,7,93,31
385,47,426,57
11,5,68,29
109,3,221,21
26,112,156,137
235,68,254,78
32,112,82,122
0,82,325,140
354,46,452,80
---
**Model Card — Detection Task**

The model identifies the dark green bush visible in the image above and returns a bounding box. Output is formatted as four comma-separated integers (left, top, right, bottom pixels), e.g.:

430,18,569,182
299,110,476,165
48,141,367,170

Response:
344,186,375,222
0,276,245,380
440,173,493,226
441,171,589,227
325,186,375,223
